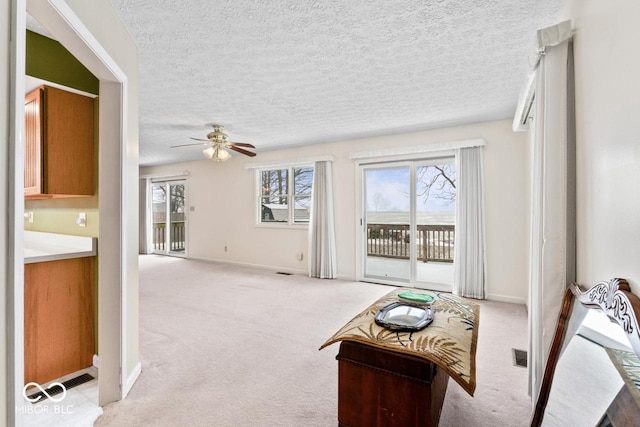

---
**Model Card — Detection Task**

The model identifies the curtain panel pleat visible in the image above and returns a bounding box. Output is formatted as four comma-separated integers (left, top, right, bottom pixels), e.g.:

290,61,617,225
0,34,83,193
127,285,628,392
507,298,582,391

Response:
308,160,337,279
453,146,486,299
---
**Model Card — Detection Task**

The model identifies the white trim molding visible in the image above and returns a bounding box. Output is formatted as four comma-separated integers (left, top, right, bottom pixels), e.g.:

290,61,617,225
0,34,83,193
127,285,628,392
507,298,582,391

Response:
140,170,190,180
487,293,527,305
245,155,334,170
190,256,308,276
9,1,27,426
349,138,486,160
122,361,141,399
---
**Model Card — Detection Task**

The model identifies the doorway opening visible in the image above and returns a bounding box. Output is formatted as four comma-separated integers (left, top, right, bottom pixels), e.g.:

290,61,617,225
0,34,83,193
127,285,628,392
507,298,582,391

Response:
151,180,187,257
11,1,135,421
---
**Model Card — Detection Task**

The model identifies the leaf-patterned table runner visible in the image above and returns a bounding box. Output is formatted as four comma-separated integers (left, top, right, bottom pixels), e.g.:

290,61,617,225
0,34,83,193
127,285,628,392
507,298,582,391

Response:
606,347,640,407
320,288,479,396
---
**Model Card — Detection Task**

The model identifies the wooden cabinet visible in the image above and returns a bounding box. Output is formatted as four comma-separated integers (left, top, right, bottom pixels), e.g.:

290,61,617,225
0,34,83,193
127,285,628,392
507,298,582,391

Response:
24,85,94,199
24,257,95,385
337,341,449,427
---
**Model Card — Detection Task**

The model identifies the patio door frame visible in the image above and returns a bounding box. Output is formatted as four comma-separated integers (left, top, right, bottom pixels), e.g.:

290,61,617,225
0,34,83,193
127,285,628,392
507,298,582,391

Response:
150,178,188,257
355,152,455,292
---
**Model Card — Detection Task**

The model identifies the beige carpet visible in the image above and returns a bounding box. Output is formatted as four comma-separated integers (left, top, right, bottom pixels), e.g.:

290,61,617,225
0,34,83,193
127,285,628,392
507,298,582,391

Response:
95,255,531,426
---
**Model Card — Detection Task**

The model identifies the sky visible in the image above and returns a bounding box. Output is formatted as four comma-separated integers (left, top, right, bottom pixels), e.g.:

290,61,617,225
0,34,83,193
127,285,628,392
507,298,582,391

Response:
365,165,456,213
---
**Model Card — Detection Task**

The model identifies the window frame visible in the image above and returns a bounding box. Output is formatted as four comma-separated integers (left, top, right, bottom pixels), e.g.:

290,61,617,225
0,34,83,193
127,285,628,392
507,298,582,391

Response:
255,164,314,228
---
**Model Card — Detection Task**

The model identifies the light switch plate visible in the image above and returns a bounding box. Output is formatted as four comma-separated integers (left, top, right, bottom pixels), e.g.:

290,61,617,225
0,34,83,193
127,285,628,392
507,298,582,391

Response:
77,212,87,227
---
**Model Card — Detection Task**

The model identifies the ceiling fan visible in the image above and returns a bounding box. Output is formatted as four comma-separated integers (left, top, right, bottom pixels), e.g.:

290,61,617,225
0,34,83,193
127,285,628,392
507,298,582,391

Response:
171,124,256,161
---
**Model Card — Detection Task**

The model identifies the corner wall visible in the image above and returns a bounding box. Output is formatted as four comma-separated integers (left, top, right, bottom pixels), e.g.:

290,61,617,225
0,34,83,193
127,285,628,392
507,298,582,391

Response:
562,1,640,293
142,119,529,303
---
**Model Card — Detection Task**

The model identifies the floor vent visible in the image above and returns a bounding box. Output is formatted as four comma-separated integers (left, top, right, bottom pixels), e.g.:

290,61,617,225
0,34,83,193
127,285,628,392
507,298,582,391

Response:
276,272,292,275
27,373,95,403
513,349,527,368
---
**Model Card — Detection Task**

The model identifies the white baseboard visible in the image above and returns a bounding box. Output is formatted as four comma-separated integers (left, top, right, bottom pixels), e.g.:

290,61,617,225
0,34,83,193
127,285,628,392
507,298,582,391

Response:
122,362,141,399
190,256,308,276
487,293,526,305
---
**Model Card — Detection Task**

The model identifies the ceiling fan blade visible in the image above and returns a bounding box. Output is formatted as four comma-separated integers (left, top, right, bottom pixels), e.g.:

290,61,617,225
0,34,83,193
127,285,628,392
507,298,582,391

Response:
189,137,211,142
170,142,208,148
228,145,256,157
228,141,256,149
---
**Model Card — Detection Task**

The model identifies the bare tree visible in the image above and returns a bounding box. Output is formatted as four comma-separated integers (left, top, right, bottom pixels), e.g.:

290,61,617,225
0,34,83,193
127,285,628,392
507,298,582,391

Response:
372,192,390,212
261,169,288,204
262,167,313,204
153,183,185,212
416,164,456,204
169,184,185,212
293,167,313,195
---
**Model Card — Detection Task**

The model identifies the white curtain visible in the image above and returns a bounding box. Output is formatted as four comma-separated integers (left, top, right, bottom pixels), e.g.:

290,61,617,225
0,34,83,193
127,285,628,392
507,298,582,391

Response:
139,178,151,254
453,146,486,299
308,160,337,279
526,20,576,404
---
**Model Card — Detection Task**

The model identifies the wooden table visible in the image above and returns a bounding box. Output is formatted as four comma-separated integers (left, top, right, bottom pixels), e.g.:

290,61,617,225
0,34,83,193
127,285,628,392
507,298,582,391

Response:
336,341,449,427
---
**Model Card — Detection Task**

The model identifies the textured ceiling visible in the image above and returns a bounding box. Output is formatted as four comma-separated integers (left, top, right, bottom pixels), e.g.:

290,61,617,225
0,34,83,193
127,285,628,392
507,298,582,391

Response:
103,0,563,166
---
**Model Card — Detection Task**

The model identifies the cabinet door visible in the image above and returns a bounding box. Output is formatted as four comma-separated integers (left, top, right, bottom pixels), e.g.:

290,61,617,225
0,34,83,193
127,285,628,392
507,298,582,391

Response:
43,86,94,195
24,88,43,196
24,257,95,385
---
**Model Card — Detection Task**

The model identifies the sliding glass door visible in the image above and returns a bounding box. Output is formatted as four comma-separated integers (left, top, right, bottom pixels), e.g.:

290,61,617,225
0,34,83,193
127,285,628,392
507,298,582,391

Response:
364,165,411,282
151,180,187,256
360,158,455,291
414,162,456,288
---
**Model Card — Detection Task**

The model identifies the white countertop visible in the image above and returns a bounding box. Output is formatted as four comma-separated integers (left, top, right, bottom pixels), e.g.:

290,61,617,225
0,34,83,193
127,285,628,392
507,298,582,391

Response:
24,231,97,264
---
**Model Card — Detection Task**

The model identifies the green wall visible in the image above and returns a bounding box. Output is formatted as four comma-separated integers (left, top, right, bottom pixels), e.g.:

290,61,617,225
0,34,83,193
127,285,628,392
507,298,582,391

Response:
26,30,99,94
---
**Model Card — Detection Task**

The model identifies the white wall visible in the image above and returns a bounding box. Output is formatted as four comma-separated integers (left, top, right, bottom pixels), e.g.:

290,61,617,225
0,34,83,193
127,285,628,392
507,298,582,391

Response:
563,1,640,294
142,119,529,303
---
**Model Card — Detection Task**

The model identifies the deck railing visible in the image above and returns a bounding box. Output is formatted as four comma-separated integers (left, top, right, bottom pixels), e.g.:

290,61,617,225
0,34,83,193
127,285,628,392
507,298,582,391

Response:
152,222,450,259
152,221,185,252
367,223,454,263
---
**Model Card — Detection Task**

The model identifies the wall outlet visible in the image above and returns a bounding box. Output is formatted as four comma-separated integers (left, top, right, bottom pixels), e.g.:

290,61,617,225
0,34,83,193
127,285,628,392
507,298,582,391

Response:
297,252,304,261
190,206,195,212
224,246,228,252
76,212,87,227
24,211,34,223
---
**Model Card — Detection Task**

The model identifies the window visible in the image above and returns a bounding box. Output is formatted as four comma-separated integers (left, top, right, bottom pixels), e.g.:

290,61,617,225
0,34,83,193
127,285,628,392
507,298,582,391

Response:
259,166,313,225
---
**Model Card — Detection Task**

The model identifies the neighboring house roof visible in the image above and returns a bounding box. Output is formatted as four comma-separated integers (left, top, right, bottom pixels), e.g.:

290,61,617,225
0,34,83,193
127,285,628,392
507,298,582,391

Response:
263,204,310,222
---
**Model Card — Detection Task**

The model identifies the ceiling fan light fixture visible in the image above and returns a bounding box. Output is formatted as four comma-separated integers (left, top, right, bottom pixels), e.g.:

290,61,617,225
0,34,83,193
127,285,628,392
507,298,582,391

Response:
212,146,231,162
173,124,256,161
203,146,216,159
